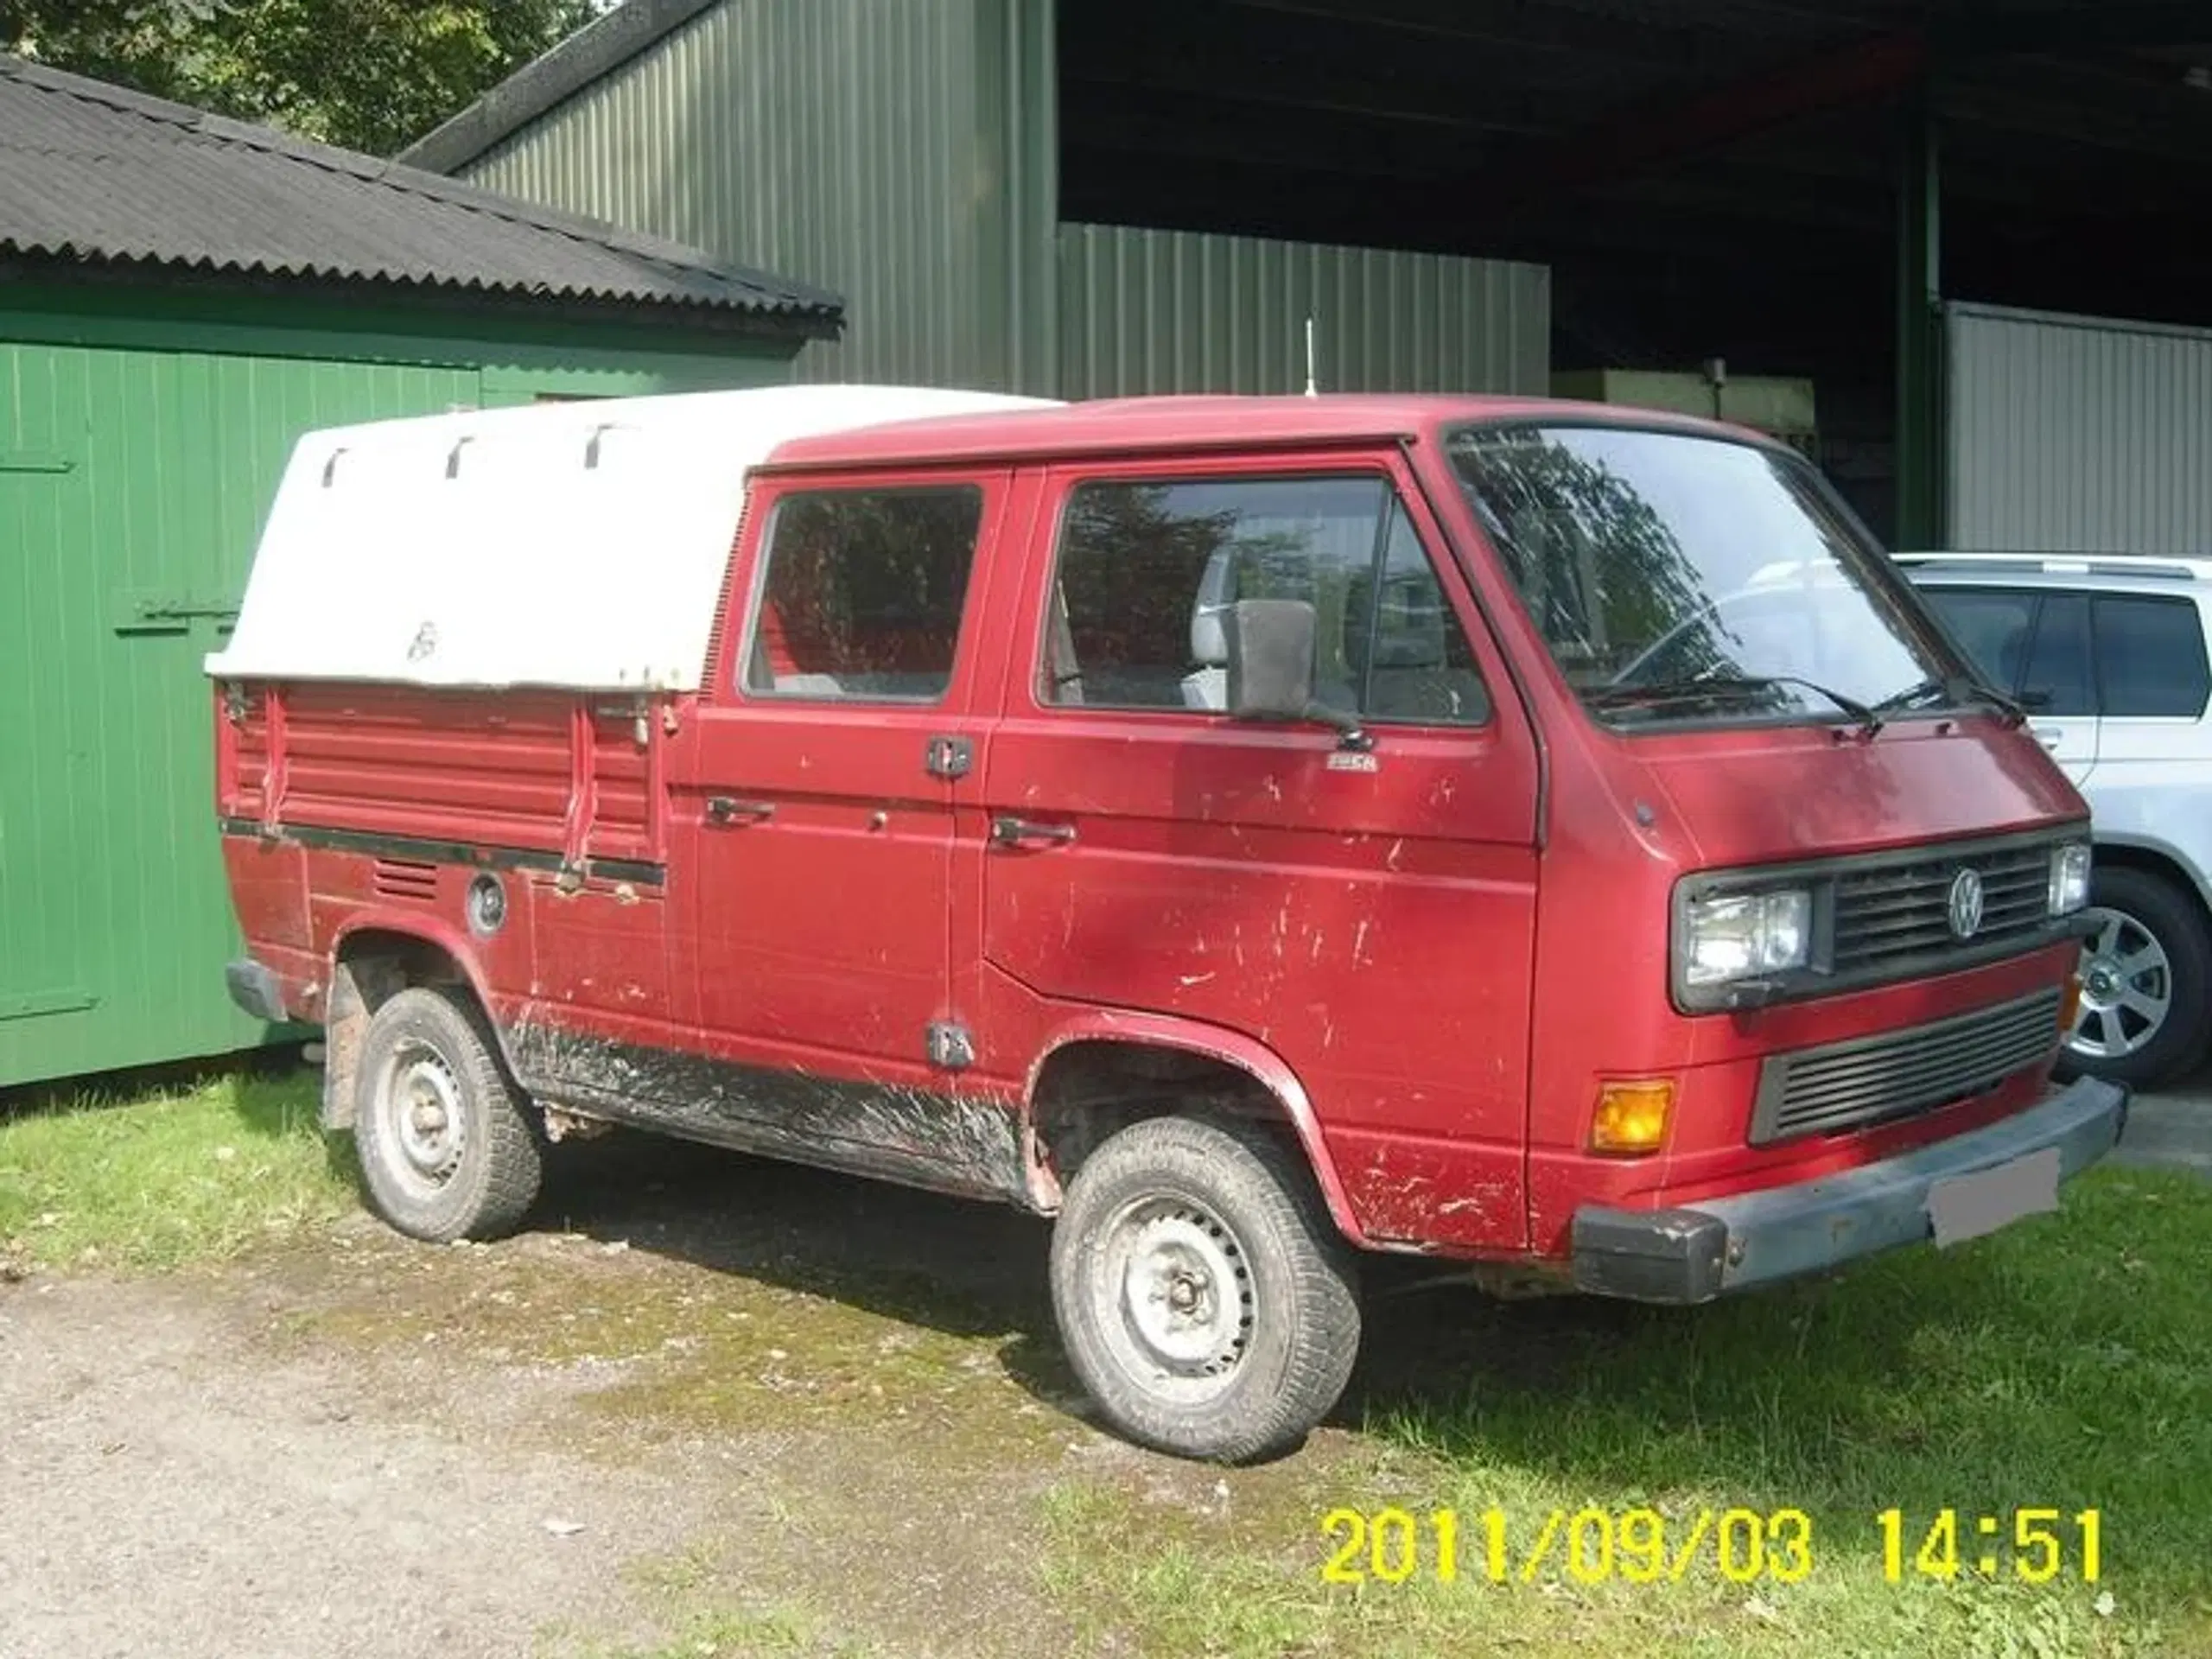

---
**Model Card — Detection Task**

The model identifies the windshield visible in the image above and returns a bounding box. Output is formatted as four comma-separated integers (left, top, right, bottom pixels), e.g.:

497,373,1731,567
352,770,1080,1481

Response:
1446,423,1955,729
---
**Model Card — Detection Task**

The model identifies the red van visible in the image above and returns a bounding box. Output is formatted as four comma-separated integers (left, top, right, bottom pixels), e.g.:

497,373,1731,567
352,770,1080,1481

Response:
212,386,2124,1462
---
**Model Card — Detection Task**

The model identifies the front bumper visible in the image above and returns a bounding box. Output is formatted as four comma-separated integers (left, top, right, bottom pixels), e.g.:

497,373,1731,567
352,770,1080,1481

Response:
1570,1076,2128,1303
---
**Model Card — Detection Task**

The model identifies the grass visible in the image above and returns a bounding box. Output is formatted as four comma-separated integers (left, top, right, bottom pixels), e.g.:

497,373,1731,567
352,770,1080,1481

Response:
0,1068,353,1271
1038,1166,2212,1658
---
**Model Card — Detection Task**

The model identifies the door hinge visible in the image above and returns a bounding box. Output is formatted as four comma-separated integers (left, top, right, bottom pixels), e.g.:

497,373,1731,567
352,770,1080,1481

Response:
924,734,973,779
925,1021,975,1070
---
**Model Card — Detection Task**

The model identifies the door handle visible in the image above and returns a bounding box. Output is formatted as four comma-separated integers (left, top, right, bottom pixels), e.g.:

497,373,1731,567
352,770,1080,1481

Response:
705,796,776,826
2036,729,2063,750
990,815,1077,849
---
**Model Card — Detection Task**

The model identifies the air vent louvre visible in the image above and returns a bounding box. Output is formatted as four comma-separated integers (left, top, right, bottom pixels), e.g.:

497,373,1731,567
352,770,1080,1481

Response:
371,858,439,902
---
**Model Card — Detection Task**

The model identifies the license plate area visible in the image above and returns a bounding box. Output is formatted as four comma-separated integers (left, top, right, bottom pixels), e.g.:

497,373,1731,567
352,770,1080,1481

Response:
1927,1146,2061,1248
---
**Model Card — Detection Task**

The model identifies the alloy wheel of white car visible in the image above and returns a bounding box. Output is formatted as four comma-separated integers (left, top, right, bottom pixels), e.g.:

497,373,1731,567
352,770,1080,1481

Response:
2070,906,2174,1064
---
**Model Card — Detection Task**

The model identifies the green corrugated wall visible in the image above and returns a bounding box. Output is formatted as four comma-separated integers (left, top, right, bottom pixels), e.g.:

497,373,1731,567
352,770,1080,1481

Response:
0,302,794,1088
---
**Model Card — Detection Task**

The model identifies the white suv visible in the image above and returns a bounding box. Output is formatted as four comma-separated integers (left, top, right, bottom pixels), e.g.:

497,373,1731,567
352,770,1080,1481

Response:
1901,553,2212,1087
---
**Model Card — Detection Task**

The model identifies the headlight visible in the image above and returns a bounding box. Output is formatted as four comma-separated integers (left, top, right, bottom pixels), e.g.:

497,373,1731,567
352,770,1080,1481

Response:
1680,888,1811,988
2049,842,2091,916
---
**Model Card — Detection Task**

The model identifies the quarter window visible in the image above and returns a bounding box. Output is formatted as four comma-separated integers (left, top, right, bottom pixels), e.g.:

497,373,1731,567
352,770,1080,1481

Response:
742,486,984,702
2094,596,2211,717
1042,475,1488,725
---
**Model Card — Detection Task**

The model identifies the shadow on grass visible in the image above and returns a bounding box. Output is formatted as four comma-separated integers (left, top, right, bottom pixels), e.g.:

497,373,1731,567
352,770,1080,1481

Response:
520,1132,2207,1597
0,1042,308,1127
533,1128,1065,1375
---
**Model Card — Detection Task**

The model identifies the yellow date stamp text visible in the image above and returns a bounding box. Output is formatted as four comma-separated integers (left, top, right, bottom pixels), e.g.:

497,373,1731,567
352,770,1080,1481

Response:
1319,1506,1815,1586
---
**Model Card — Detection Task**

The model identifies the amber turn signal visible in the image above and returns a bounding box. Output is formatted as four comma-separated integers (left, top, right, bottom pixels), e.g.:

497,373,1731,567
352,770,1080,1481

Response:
1591,1079,1676,1155
2058,972,2083,1036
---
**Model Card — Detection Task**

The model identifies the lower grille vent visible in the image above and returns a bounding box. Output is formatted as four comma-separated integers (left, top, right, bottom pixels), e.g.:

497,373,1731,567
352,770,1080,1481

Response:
1751,988,2063,1145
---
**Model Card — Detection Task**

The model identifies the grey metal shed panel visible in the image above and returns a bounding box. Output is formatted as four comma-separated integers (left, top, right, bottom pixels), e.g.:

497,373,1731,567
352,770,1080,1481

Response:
1057,225,1549,399
1946,302,2212,556
455,0,1053,390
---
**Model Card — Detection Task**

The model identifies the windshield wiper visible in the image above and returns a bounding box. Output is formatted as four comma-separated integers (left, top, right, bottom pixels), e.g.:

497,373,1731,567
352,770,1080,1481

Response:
1870,674,2028,728
1590,673,1884,738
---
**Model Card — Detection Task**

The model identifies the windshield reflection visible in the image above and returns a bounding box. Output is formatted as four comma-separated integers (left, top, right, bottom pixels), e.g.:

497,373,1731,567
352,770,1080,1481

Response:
1446,424,1952,728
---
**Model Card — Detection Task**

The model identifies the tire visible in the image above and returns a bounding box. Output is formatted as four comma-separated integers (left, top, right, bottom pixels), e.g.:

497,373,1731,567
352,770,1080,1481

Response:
1049,1115,1361,1463
2061,865,2212,1090
353,986,542,1243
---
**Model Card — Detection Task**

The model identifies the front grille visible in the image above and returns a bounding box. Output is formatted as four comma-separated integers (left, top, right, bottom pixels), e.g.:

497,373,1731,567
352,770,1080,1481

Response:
1750,987,2063,1145
1829,840,2053,975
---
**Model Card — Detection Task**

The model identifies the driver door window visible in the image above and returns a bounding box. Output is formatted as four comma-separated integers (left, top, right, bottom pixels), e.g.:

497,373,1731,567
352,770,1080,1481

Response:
1040,474,1489,726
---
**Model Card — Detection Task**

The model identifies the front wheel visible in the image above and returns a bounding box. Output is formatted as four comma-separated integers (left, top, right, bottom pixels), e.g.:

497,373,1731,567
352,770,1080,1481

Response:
2063,866,2212,1090
353,986,543,1243
1049,1115,1361,1463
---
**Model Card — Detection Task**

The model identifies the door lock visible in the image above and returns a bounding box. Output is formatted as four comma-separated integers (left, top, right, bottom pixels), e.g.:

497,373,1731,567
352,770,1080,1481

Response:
924,734,973,779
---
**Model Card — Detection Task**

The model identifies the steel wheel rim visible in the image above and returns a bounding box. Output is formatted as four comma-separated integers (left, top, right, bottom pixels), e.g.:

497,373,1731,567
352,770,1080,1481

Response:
2071,906,2174,1061
374,1041,469,1201
1091,1192,1255,1406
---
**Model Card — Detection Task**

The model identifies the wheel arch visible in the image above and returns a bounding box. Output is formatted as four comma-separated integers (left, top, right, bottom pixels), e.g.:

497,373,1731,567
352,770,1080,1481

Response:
2093,836,2212,922
322,915,517,1131
1021,1010,1370,1248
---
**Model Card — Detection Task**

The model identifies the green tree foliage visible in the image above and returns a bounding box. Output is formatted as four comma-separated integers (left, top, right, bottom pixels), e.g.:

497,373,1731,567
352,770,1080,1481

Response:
2,0,601,156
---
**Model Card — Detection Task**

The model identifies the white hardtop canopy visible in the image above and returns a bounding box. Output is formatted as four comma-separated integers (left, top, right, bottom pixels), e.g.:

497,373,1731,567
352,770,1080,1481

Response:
206,384,1057,692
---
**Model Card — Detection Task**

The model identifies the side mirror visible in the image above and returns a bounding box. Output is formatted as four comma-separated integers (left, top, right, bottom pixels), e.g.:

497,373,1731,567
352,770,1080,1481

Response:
1224,599,1372,750
1224,598,1317,721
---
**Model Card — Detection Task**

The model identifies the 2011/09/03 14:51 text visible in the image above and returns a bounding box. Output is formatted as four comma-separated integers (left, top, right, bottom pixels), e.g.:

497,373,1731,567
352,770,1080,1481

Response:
1319,1507,2104,1586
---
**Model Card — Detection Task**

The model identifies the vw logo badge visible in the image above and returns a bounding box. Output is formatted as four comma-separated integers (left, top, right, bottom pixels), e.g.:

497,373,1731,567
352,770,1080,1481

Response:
1947,868,1986,939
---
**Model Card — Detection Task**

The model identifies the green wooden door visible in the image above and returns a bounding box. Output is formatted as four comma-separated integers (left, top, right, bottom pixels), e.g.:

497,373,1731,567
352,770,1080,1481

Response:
0,338,482,1087
0,448,94,1032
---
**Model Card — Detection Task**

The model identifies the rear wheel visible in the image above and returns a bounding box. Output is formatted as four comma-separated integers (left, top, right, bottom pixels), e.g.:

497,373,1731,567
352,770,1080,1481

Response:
1049,1115,1360,1463
353,986,542,1242
2063,866,2212,1090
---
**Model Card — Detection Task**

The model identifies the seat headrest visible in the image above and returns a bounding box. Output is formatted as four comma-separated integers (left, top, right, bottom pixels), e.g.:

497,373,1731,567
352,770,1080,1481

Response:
1189,546,1237,666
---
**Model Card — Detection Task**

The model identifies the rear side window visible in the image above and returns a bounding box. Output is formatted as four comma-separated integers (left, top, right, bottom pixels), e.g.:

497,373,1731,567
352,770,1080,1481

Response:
742,486,984,702
2094,596,2211,717
1042,475,1488,725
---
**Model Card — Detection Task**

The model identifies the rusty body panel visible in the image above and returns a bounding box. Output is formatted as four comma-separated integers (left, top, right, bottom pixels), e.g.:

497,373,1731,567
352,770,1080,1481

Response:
508,1023,1029,1203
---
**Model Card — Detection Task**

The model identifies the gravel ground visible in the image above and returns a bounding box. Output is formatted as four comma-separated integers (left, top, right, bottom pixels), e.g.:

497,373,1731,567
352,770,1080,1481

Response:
0,1270,741,1659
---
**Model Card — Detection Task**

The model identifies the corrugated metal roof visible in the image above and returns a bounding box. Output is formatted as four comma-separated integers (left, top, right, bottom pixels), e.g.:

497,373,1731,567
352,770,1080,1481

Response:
0,54,842,334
